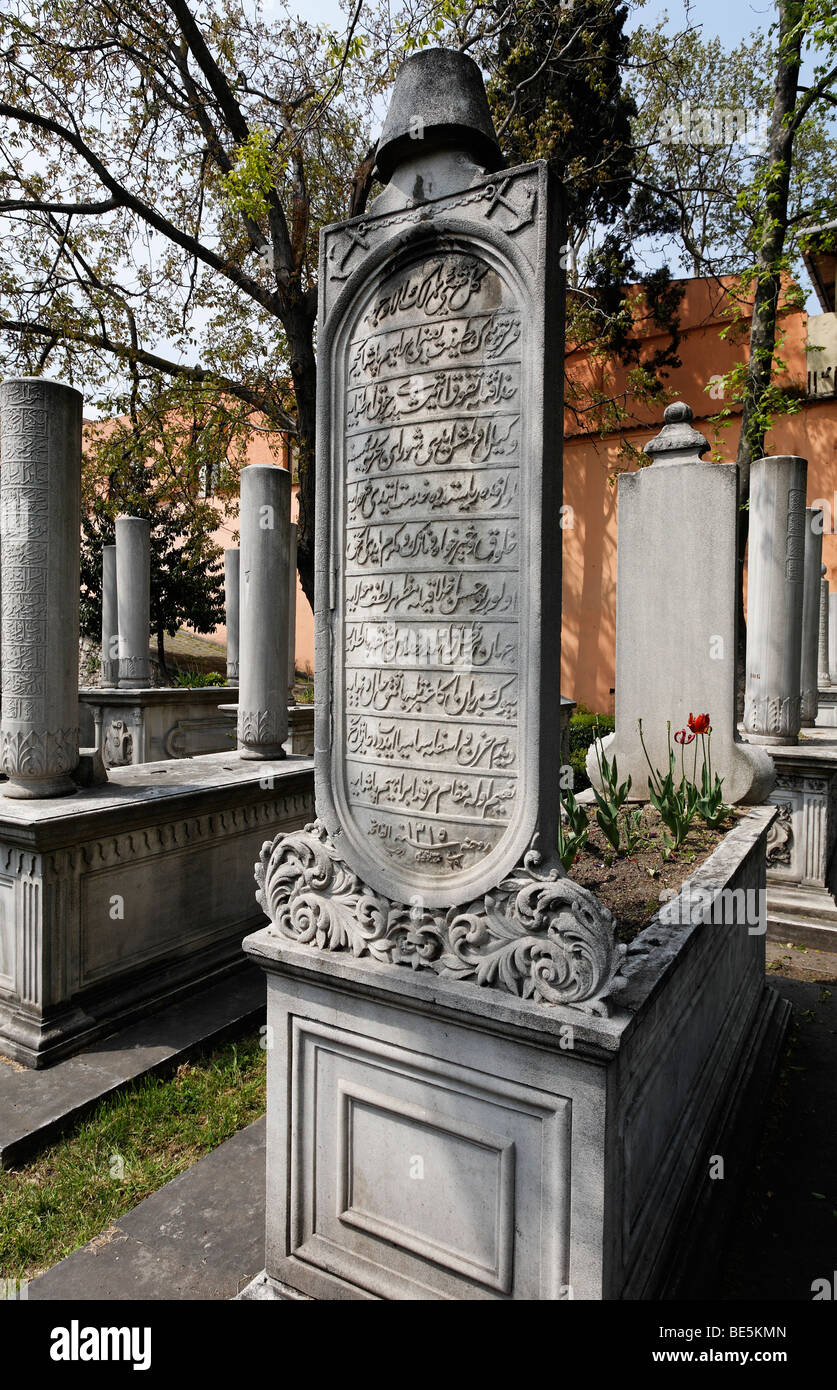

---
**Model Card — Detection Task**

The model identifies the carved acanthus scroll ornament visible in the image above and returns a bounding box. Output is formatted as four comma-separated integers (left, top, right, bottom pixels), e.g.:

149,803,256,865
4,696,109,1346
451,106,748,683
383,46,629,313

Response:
255,820,626,1013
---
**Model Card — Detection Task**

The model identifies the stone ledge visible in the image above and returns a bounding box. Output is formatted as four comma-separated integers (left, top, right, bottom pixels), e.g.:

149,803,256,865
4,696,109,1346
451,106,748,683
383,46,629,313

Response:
0,751,314,851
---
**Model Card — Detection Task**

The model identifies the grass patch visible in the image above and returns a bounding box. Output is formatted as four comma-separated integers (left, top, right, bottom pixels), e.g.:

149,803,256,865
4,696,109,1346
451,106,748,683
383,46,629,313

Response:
0,1032,266,1284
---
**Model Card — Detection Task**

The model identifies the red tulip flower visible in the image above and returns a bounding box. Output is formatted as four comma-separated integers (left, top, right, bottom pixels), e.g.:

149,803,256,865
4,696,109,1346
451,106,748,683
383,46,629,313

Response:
688,712,710,735
674,728,695,745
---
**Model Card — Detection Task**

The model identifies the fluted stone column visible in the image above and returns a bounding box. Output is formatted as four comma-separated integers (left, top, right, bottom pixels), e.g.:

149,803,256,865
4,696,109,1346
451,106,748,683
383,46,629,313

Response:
238,465,291,758
0,377,81,798
287,522,297,696
115,516,151,689
801,508,823,726
744,455,807,745
818,565,830,689
224,548,240,685
101,544,118,686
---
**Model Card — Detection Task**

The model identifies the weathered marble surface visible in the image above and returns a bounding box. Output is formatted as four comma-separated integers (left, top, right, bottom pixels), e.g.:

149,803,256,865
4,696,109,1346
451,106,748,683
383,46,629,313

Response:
287,523,297,695
79,686,238,766
766,736,837,950
250,47,619,1006
0,751,314,1067
243,806,787,1300
588,403,773,804
0,377,82,799
238,466,292,759
801,509,823,726
115,515,151,689
101,545,119,686
225,548,240,685
818,564,830,690
744,455,807,745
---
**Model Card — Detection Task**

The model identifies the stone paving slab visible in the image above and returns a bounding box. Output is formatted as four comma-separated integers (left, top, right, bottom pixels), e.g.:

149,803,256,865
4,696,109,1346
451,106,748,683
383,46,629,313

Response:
0,970,265,1168
28,1120,265,1301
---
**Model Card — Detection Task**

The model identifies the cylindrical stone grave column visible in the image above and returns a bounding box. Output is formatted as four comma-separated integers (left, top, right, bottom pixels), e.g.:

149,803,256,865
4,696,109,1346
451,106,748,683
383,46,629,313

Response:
819,565,830,689
829,593,837,687
115,516,151,689
101,544,118,686
224,548,240,685
800,508,823,726
287,522,297,697
0,377,81,798
238,465,291,759
744,454,807,745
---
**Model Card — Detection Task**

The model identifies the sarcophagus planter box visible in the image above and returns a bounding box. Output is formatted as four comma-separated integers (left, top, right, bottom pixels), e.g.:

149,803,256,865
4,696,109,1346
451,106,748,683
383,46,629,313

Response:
241,49,787,1303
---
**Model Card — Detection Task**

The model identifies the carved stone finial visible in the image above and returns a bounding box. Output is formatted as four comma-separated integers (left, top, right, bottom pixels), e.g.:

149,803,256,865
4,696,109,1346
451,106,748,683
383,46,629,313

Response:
644,401,710,466
374,48,503,184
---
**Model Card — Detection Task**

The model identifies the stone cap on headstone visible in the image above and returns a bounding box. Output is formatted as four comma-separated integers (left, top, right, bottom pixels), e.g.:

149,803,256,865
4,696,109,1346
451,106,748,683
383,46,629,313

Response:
643,401,710,466
374,47,503,183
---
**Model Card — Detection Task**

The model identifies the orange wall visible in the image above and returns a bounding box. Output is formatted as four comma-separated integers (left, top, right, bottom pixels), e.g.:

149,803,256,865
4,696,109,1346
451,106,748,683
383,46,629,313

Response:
561,279,837,712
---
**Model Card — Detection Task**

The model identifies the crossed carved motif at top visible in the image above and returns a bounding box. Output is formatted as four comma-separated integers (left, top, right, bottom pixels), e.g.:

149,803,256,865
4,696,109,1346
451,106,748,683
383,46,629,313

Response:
255,819,626,1014
481,177,538,234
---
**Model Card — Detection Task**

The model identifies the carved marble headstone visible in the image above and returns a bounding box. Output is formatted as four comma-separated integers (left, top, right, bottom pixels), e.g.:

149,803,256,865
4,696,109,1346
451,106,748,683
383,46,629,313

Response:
0,377,81,798
253,48,621,1008
101,544,118,686
115,515,151,689
744,455,807,745
588,403,774,804
800,508,823,726
237,464,291,759
224,547,240,685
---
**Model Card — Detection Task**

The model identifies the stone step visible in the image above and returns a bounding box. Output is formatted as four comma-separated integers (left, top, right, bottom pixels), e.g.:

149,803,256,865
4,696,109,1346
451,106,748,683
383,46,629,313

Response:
0,969,265,1168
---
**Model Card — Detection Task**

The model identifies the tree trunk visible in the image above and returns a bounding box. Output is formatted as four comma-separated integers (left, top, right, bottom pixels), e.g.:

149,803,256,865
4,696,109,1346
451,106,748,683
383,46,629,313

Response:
285,297,318,609
156,625,169,683
735,0,804,715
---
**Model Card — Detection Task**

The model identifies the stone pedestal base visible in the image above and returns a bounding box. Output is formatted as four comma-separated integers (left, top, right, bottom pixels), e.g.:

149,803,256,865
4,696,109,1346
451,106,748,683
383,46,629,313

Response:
765,737,837,948
3,774,78,800
79,687,239,768
0,751,314,1067
244,808,786,1300
815,687,837,728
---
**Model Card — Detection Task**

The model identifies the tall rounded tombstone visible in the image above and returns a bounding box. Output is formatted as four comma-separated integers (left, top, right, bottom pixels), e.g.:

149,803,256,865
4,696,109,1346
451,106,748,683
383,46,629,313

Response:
0,377,81,798
237,464,291,759
315,47,565,912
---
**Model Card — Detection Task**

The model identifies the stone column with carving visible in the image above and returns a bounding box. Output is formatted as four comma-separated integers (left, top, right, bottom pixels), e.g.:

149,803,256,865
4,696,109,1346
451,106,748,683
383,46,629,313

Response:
237,464,291,759
115,516,151,689
818,564,830,689
0,377,81,798
744,455,807,746
801,508,823,727
224,547,240,685
287,522,297,697
101,544,118,686
588,402,774,803
247,45,621,988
